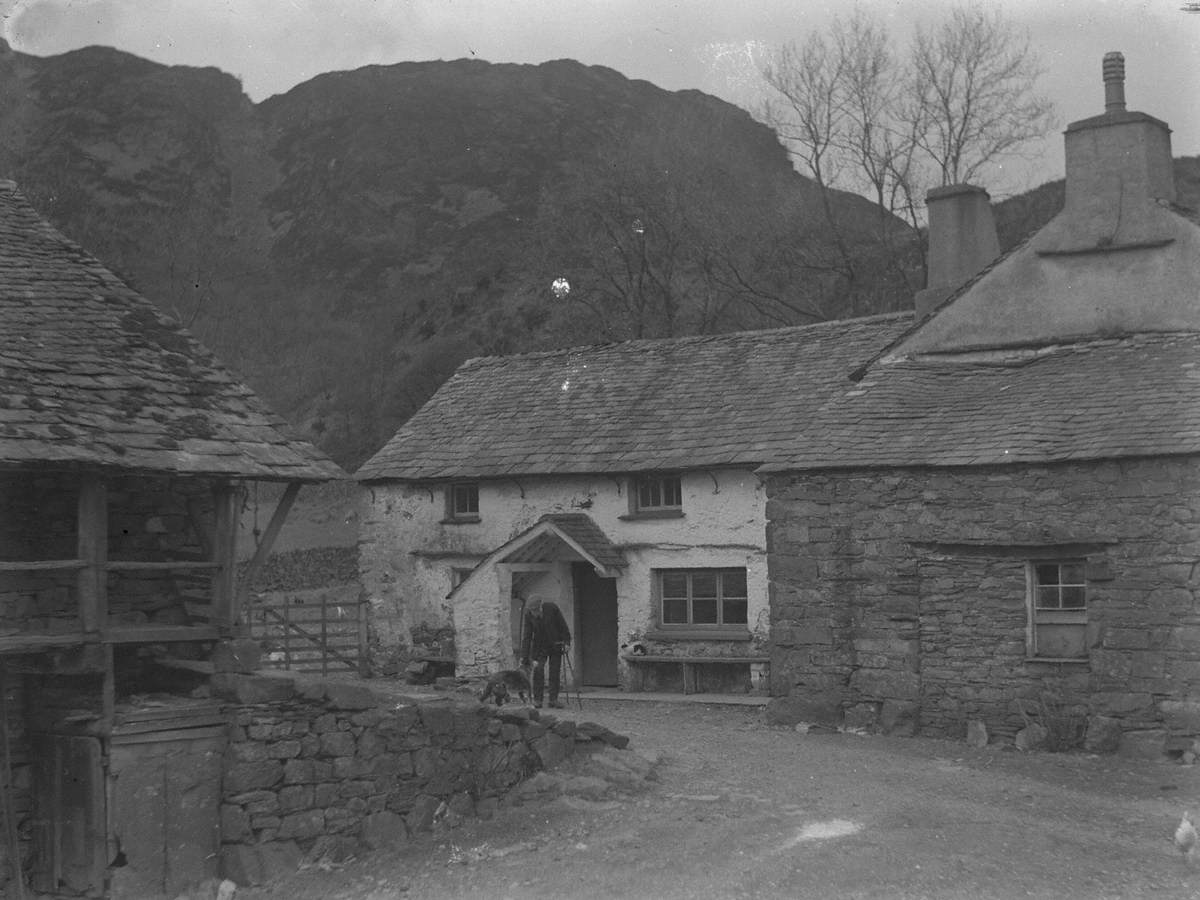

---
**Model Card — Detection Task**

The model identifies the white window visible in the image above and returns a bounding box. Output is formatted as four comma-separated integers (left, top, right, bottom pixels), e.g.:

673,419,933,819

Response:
445,483,479,522
1028,561,1087,659
632,474,682,515
657,568,748,628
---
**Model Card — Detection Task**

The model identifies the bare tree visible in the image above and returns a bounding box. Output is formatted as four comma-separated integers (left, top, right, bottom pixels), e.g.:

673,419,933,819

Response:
762,3,1055,298
527,105,845,343
908,5,1056,185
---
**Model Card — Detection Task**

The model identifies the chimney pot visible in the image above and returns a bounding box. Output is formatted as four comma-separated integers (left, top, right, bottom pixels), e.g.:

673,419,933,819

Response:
1102,51,1125,113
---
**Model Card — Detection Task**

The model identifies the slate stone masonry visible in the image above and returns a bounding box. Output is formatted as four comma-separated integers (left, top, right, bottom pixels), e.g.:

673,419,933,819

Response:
212,672,597,885
765,457,1200,754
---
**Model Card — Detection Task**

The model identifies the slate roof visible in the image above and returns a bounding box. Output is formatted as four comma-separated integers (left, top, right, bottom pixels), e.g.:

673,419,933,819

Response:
536,514,626,571
0,182,343,480
356,312,914,481
761,331,1200,471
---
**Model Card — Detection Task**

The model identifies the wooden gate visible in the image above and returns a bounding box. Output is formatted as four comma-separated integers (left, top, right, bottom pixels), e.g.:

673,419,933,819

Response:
248,591,368,675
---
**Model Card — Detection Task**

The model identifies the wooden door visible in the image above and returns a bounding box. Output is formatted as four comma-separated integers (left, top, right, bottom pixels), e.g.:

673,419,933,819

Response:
574,563,619,686
30,733,107,897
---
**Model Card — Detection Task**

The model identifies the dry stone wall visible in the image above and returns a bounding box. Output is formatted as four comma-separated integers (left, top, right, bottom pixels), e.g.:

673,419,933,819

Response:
212,672,619,886
765,457,1200,755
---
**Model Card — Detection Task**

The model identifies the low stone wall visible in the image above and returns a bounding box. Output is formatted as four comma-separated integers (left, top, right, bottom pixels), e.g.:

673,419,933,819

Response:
212,672,621,886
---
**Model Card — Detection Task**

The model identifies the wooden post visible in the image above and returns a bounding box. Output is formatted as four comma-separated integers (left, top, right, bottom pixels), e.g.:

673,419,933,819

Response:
76,476,107,635
210,482,240,634
236,481,301,637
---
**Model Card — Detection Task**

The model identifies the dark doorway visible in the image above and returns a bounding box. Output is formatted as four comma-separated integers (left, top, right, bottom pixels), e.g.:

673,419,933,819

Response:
574,563,619,686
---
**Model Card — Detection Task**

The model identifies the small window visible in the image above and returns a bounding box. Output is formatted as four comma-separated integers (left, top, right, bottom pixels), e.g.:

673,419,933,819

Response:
450,567,473,590
657,568,748,628
1028,561,1088,659
631,474,682,516
445,483,479,522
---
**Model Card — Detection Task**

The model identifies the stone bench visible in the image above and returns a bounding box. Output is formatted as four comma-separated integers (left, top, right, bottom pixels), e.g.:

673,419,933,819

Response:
620,654,768,694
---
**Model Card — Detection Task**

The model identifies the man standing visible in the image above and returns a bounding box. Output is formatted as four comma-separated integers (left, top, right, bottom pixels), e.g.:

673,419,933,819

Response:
520,594,572,708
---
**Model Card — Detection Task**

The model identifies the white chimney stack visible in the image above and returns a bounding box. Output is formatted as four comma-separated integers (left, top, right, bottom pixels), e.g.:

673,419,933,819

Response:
1062,52,1175,226
914,184,1000,319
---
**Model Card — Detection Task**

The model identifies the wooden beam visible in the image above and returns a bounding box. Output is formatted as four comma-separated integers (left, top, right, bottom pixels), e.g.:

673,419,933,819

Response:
76,476,107,634
210,482,240,632
236,481,301,608
0,560,85,572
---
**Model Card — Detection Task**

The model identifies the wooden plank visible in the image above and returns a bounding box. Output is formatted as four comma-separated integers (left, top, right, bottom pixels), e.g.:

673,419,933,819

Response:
112,717,226,736
0,634,93,654
237,481,301,604
106,560,221,571
104,625,221,644
76,476,107,634
0,560,85,572
210,482,240,632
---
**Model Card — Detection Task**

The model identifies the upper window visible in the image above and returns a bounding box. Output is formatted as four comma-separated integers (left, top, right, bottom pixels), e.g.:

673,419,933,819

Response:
445,483,479,522
658,568,748,628
631,474,682,517
1028,561,1087,660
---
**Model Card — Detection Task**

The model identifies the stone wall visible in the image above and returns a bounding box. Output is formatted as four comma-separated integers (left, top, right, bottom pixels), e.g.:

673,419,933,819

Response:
765,457,1200,754
212,672,603,885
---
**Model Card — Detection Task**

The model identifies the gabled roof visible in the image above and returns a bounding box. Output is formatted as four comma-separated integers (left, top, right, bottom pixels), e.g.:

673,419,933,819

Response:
761,332,1200,471
0,182,343,480
448,513,625,600
357,312,913,481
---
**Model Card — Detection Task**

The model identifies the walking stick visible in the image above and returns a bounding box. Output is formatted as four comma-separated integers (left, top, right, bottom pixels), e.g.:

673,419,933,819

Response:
516,596,532,694
561,648,583,711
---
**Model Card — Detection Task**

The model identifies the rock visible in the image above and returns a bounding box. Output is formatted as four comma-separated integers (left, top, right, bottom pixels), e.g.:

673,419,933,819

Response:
965,720,988,748
361,810,409,850
1118,729,1167,760
1083,715,1123,753
407,794,443,833
844,702,879,731
515,771,560,798
879,700,918,737
211,672,297,704
323,681,378,710
1014,723,1048,751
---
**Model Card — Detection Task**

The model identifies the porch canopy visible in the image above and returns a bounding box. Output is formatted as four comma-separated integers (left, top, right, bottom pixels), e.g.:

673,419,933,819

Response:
448,513,625,600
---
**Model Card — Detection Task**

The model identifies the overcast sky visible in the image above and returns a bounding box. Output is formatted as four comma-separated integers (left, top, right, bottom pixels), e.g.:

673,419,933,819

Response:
3,0,1198,197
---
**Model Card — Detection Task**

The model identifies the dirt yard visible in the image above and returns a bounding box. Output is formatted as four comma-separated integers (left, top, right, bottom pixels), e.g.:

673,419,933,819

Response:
235,694,1200,900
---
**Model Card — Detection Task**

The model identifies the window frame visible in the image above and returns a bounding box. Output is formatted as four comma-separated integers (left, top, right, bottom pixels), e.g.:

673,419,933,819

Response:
443,482,480,523
626,473,684,519
652,567,749,634
1026,559,1088,661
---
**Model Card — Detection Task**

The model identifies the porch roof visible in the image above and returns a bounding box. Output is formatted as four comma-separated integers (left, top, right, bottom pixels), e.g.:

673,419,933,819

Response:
0,182,343,481
448,513,625,600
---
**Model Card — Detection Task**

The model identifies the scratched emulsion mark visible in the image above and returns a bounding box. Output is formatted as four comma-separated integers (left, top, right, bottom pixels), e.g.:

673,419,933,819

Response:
775,819,863,852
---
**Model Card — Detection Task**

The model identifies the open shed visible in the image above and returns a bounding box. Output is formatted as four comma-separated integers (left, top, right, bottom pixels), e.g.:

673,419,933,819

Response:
0,181,343,897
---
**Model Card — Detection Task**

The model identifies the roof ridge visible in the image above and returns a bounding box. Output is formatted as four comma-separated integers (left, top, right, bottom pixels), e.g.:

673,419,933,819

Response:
461,310,916,369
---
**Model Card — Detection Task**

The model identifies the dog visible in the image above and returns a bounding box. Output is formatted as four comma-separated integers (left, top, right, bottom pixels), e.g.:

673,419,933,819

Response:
479,668,532,706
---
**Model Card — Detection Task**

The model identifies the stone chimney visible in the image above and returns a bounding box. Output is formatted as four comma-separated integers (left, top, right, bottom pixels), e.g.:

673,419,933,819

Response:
913,184,1000,319
1061,51,1175,227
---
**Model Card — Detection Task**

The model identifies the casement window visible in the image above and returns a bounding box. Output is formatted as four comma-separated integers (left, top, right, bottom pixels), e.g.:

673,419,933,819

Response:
630,474,683,517
444,482,479,522
1028,561,1088,660
657,568,748,628
449,567,473,590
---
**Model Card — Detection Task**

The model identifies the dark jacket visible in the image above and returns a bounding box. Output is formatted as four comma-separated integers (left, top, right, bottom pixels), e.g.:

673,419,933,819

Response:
521,601,571,662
